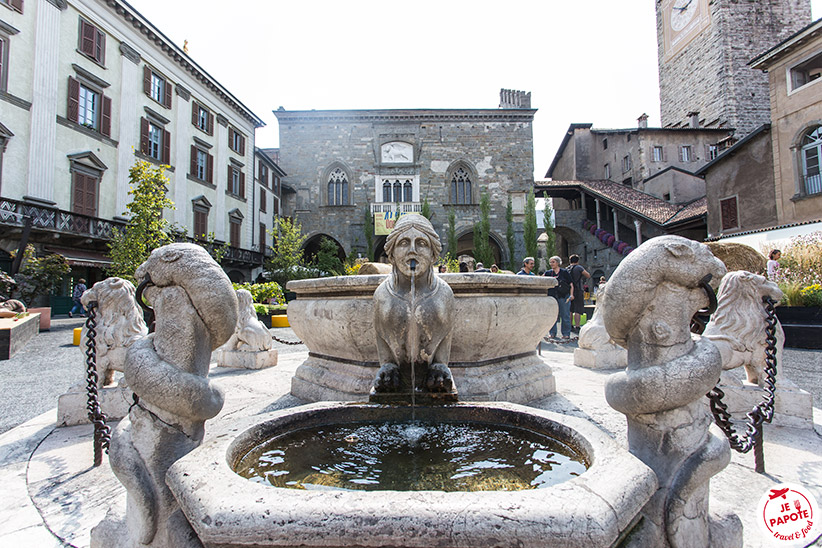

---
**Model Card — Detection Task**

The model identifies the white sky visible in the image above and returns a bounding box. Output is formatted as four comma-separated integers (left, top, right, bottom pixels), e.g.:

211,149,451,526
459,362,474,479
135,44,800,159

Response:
127,0,822,180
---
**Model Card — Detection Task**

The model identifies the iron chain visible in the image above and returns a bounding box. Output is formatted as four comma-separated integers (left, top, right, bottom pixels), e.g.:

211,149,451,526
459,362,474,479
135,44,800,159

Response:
271,332,303,345
84,302,111,467
706,296,779,453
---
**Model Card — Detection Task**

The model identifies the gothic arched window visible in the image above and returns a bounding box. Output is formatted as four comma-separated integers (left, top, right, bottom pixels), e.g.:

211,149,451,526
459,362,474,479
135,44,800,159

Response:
450,167,472,204
801,126,821,195
393,180,402,202
383,180,392,202
327,168,348,206
403,180,413,202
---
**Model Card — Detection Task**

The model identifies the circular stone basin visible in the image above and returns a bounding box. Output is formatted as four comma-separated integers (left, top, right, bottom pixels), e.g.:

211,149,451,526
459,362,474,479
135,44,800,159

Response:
234,420,588,492
168,402,657,548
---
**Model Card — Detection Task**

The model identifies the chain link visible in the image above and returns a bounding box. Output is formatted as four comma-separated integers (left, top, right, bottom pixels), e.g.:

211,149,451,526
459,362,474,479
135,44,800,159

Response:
270,332,303,345
706,296,779,453
84,302,111,467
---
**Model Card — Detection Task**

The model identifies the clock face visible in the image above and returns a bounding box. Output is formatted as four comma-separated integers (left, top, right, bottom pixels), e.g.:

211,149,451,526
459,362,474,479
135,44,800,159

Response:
670,0,696,31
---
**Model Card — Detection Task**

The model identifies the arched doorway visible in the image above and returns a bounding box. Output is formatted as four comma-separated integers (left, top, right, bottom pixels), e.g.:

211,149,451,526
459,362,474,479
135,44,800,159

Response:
302,234,346,264
455,230,505,267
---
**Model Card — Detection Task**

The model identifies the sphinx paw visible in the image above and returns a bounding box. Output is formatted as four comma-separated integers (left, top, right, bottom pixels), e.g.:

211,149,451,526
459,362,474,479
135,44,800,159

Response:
426,363,453,392
374,363,400,392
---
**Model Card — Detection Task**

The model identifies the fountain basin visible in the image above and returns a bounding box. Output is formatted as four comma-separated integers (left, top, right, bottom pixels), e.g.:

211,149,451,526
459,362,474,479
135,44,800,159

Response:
167,401,657,548
287,273,558,403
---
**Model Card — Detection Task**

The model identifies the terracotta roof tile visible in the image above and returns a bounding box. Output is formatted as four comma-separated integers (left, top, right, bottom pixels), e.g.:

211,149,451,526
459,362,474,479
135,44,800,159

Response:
535,179,707,227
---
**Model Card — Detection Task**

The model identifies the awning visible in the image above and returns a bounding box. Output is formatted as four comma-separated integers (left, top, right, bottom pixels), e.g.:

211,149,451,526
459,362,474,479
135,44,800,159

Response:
44,247,112,268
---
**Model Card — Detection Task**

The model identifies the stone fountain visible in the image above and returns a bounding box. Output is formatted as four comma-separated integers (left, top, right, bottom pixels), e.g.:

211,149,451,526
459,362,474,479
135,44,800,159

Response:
96,224,750,548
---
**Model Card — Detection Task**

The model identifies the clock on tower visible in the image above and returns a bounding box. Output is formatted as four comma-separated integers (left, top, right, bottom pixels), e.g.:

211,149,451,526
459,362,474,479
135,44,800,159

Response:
661,0,711,61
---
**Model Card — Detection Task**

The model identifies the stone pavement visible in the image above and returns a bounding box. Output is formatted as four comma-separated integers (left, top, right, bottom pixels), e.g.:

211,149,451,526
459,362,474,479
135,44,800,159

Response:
0,337,820,547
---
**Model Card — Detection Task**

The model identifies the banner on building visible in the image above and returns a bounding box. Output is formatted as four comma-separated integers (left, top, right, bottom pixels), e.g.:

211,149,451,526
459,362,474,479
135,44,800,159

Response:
375,210,418,235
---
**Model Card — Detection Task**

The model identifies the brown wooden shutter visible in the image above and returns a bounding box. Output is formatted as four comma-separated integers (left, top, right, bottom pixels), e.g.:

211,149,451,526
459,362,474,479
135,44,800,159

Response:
10,0,23,12
228,127,234,150
162,128,171,164
206,153,213,183
207,112,214,136
96,29,105,64
191,102,198,126
239,134,245,156
163,78,172,108
143,65,151,96
140,117,149,155
101,95,112,136
720,197,738,230
227,165,232,191
190,145,197,176
260,188,266,212
80,20,96,58
239,170,245,198
67,77,80,122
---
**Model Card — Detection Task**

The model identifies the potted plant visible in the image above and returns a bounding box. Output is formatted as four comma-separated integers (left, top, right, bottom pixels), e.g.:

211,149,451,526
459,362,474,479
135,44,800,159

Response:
12,246,70,331
772,231,822,349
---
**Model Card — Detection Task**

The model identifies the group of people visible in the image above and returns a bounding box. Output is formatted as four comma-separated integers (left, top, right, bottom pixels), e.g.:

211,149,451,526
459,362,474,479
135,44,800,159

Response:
517,254,600,341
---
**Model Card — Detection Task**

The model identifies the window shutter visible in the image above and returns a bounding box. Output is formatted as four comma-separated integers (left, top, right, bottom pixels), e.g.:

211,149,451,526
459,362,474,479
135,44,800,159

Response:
239,170,245,198
206,153,213,183
80,20,96,57
260,188,266,212
10,0,23,12
228,127,234,150
207,112,214,136
162,128,171,164
96,29,106,64
191,102,198,126
227,164,232,191
101,95,112,137
190,145,197,176
163,78,172,108
67,77,80,122
143,65,151,97
140,117,149,155
239,134,245,155
73,173,85,214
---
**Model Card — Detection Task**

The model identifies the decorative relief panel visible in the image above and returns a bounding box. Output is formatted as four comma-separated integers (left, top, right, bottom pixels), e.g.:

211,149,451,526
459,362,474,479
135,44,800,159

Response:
380,141,413,164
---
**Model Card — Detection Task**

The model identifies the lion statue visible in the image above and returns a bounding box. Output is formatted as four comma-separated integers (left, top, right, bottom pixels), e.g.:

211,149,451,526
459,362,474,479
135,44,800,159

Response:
222,289,273,352
703,270,784,385
80,277,148,387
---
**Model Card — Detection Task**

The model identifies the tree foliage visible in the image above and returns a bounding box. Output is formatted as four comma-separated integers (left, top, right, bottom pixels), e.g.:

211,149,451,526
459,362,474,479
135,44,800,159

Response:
12,245,70,307
473,190,494,266
542,197,557,260
364,205,374,262
315,237,345,275
107,161,175,284
506,195,515,270
447,208,458,259
421,197,432,220
523,189,538,263
266,216,307,271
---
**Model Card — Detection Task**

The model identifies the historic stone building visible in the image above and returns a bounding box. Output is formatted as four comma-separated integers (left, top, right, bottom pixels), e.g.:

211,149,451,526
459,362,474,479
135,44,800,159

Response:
0,0,273,293
274,91,536,267
656,0,811,137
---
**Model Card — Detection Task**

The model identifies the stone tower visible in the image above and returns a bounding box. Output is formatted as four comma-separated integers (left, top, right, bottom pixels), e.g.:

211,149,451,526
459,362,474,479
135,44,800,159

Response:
656,0,811,137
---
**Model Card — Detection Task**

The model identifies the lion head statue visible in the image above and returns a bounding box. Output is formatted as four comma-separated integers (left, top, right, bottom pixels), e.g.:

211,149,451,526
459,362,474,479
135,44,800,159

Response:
81,277,148,387
703,271,783,385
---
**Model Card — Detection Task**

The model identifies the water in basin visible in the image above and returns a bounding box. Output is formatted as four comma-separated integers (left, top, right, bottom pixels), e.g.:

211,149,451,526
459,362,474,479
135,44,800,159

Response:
234,420,588,492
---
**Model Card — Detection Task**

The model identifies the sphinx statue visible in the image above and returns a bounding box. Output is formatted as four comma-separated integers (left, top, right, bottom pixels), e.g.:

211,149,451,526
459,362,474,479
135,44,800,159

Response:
371,214,457,403
91,244,238,548
601,236,742,548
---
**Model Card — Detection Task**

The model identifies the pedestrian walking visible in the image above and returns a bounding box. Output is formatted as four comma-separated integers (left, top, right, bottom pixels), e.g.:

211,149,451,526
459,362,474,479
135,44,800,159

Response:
68,278,87,318
545,256,573,339
567,255,590,332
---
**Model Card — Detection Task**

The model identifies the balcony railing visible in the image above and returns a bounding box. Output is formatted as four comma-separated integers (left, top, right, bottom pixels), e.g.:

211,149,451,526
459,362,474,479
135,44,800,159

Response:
0,197,125,240
805,173,821,196
370,202,422,215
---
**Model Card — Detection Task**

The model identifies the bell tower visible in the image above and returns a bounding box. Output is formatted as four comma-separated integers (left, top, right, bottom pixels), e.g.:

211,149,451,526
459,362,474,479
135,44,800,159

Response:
656,0,812,137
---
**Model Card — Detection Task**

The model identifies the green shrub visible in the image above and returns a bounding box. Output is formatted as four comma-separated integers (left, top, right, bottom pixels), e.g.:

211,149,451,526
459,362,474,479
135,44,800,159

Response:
233,281,285,305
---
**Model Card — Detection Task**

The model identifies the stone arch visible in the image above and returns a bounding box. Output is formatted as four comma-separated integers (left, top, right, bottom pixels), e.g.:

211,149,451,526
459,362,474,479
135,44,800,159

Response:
445,159,478,205
302,233,346,264
321,161,353,206
454,227,505,267
552,225,585,263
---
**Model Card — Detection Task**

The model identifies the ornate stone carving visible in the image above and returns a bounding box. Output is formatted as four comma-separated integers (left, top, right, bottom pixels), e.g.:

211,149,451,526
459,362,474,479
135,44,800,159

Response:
80,277,147,387
91,244,238,548
213,289,277,369
371,214,456,402
601,235,741,548
380,141,413,164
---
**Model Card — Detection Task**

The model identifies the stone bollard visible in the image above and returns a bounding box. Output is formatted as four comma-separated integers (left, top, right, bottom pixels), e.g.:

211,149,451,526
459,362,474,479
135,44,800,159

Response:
91,244,238,548
601,236,742,548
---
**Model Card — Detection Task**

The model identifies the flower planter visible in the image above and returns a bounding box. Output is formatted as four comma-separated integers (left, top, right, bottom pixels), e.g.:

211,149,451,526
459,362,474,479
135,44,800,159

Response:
775,306,822,349
28,307,51,331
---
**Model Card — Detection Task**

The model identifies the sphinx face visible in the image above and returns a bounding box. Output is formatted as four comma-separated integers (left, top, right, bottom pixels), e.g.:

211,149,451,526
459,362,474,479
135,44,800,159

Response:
391,227,435,279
